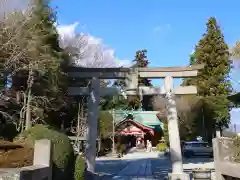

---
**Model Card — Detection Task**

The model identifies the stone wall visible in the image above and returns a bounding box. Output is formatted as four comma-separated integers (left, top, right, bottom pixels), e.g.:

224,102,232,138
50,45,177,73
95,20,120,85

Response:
213,137,240,180
0,139,52,180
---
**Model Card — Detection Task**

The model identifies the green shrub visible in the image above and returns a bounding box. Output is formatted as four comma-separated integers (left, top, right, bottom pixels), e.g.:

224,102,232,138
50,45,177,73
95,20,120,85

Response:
156,142,167,152
120,144,126,154
116,143,126,155
74,155,85,180
14,124,75,180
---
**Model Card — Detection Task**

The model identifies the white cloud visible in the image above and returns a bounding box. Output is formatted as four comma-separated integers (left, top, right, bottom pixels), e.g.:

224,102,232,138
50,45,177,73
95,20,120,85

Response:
57,22,79,40
153,26,162,32
153,24,171,32
57,22,131,68
231,108,240,113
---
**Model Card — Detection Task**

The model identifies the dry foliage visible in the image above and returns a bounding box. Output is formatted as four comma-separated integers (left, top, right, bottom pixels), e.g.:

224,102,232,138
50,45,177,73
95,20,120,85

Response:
152,94,202,139
60,31,118,68
0,0,32,21
0,140,33,168
231,41,240,60
0,4,60,130
152,95,200,123
0,12,51,127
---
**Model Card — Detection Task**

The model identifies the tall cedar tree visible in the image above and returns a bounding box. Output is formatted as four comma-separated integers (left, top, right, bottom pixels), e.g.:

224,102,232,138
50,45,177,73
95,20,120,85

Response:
34,0,67,97
183,17,232,138
128,50,152,110
31,0,75,128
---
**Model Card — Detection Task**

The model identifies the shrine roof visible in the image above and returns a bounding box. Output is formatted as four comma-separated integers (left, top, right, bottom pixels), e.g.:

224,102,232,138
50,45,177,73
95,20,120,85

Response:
115,119,155,135
116,119,153,129
113,110,163,130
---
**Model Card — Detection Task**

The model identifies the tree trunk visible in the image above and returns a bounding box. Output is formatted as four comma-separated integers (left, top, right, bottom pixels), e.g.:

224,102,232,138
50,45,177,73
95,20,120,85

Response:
25,88,32,130
76,101,81,151
77,101,81,136
16,91,21,104
61,119,64,130
77,98,86,137
19,93,27,132
25,67,33,130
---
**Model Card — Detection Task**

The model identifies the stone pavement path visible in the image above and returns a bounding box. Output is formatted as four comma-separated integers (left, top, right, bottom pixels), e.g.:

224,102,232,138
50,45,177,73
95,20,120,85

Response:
96,149,215,180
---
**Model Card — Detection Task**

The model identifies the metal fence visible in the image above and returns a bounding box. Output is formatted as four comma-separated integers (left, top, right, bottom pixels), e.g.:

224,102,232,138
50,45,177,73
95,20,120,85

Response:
228,124,240,133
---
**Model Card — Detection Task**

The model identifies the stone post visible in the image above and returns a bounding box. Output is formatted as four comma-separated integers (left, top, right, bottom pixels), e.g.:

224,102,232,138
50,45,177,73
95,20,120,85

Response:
216,128,221,138
33,139,52,180
212,138,224,180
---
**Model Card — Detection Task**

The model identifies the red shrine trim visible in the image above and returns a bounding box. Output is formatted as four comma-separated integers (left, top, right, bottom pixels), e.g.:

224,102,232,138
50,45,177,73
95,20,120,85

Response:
116,119,154,136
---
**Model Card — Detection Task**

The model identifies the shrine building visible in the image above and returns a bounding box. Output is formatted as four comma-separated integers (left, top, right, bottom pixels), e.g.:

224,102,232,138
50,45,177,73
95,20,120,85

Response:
113,111,164,147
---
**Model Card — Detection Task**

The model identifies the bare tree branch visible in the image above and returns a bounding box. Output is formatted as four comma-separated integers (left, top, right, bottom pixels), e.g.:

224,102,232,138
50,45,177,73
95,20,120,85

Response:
152,95,199,122
0,0,32,20
59,32,118,68
0,5,63,130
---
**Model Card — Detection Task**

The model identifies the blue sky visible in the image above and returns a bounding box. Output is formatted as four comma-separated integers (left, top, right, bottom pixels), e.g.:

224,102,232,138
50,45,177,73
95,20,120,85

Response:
51,0,240,126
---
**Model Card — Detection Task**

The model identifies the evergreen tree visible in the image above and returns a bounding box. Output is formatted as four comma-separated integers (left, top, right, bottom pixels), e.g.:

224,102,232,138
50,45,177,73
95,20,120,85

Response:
183,17,232,139
128,50,153,110
133,50,152,86
31,0,74,129
31,0,62,58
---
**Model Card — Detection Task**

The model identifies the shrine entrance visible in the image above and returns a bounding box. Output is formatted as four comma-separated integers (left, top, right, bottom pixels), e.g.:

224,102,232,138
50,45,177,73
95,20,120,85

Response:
115,119,156,149
144,131,153,144
119,135,137,148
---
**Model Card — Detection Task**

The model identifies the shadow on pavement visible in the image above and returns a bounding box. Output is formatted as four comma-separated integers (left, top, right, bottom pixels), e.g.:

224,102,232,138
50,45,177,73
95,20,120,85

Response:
96,159,132,179
96,158,169,179
183,157,214,164
95,153,214,179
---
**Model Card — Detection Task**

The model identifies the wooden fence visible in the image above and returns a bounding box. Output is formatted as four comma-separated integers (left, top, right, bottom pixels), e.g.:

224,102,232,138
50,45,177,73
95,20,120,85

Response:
213,137,240,180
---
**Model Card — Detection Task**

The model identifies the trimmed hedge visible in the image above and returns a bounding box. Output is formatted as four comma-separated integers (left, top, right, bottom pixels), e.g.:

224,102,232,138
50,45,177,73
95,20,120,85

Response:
14,124,75,180
116,143,127,155
74,155,85,180
156,142,167,152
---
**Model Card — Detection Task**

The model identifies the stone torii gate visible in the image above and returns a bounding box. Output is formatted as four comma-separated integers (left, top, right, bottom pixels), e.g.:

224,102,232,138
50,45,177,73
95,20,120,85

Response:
67,67,129,173
125,65,204,180
68,65,203,179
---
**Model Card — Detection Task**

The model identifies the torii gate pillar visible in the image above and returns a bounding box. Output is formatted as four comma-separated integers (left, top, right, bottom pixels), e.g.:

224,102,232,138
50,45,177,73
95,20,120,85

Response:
85,77,100,172
164,76,184,174
67,67,129,174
